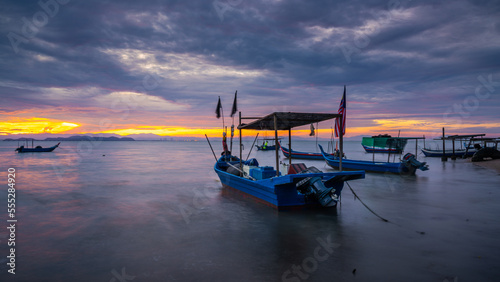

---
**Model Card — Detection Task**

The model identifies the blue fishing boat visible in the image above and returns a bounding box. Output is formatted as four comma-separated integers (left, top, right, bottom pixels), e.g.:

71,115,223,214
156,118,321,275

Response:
213,112,365,209
319,144,428,175
15,142,60,153
278,142,324,160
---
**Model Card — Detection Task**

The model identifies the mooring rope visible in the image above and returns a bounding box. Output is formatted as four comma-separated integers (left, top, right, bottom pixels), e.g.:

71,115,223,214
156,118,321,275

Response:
345,181,389,222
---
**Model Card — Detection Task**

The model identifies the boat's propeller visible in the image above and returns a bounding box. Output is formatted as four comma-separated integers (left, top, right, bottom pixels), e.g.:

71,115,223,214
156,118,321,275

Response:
296,166,338,207
402,153,429,172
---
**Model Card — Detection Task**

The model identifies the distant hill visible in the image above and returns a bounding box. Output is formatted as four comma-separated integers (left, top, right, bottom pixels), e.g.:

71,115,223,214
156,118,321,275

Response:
3,135,135,141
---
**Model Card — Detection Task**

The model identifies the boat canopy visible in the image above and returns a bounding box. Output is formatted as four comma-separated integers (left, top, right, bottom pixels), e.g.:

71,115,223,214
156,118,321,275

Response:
237,111,344,176
238,112,340,130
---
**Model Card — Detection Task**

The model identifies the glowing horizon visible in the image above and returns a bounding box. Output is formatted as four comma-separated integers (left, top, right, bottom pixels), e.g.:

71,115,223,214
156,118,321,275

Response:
0,118,80,135
1,116,498,139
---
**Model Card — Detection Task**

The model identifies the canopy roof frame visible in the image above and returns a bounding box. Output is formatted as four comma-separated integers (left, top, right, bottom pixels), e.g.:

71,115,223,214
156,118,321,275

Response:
238,112,343,176
239,112,341,131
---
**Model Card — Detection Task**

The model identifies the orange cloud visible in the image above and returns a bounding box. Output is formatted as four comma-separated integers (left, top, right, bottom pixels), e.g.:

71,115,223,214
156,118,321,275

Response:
0,118,80,135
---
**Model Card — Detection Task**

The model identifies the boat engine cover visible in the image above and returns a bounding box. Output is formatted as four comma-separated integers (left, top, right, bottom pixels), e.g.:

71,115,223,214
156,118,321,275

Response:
295,167,337,207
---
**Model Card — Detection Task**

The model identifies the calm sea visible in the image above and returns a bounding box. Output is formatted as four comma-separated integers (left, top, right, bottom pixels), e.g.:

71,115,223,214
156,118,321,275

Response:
0,139,499,281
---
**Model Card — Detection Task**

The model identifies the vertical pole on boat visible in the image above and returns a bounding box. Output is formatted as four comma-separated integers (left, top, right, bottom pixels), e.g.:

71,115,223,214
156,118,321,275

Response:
442,127,447,161
415,138,418,158
371,138,375,162
288,128,292,167
239,111,242,170
274,113,280,177
339,114,343,171
423,135,426,149
387,142,391,163
246,133,259,161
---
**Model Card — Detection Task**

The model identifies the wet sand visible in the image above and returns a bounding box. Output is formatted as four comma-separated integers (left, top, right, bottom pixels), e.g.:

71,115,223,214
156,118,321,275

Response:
473,158,500,174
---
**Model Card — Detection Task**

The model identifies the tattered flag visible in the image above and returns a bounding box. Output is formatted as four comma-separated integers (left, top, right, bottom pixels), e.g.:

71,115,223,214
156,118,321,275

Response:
230,90,238,117
215,96,222,119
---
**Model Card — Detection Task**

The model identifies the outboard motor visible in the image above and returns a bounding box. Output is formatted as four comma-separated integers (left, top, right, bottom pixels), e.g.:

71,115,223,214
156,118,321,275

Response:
295,167,339,207
400,153,429,175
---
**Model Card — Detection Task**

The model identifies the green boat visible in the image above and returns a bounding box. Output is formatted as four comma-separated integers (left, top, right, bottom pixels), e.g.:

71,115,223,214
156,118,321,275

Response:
361,135,424,153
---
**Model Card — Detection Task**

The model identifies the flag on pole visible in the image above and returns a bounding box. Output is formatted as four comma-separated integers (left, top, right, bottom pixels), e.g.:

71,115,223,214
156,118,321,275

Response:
335,85,346,137
230,90,238,117
215,96,222,119
309,123,315,136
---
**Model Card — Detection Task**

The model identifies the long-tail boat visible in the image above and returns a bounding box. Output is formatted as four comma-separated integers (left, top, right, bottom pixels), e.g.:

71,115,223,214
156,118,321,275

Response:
15,142,60,153
319,144,429,175
278,141,324,160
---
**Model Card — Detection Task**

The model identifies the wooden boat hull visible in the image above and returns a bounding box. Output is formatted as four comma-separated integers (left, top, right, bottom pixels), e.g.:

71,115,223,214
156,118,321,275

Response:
214,157,364,209
279,143,324,160
255,145,277,151
15,143,60,153
361,136,408,153
421,148,475,157
319,144,425,174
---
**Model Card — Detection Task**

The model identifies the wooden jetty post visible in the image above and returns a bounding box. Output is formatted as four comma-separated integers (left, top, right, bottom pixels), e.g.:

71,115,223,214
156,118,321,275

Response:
274,113,280,177
442,127,447,161
339,114,343,171
451,137,456,160
288,128,292,167
239,112,242,170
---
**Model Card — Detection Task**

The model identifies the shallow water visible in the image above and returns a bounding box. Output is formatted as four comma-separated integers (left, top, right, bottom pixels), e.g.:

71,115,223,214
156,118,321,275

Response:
0,140,499,281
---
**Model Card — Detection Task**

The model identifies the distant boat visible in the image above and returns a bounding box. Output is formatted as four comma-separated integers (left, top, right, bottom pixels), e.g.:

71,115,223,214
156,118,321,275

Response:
278,142,324,160
422,133,490,158
421,148,476,158
319,144,428,175
15,142,60,153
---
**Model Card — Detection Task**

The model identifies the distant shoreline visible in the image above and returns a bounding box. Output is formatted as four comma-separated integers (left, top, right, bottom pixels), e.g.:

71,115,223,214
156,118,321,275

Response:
2,136,135,142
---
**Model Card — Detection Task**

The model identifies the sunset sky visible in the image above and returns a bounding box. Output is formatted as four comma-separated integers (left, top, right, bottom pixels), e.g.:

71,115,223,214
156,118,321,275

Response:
1,0,499,139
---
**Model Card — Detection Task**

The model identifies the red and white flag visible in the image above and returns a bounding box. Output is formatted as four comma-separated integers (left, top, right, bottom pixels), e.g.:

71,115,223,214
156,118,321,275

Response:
335,85,346,137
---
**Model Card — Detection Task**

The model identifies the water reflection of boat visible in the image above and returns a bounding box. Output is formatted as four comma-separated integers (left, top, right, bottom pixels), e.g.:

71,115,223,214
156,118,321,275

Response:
319,144,428,175
214,112,365,209
15,142,60,153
